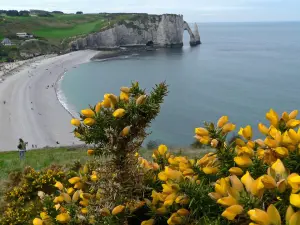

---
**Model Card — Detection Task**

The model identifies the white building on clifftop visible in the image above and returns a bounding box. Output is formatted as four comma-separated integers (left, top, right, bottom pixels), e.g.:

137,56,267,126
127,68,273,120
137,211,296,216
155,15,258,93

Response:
1,38,12,46
16,33,34,38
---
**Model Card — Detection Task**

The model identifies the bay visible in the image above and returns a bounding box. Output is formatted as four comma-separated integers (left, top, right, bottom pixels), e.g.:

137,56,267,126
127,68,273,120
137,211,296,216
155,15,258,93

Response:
61,22,300,147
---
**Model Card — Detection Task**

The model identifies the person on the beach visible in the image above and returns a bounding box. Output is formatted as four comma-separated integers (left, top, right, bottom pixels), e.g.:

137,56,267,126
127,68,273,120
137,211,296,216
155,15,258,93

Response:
17,138,28,160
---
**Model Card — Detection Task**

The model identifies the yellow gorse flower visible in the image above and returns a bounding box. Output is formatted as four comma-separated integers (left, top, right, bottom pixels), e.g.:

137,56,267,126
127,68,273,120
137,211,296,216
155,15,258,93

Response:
81,207,88,214
248,204,281,225
107,94,118,108
136,95,147,105
266,108,279,127
258,123,269,135
113,108,126,118
32,218,43,225
87,149,94,155
141,219,155,225
121,126,131,136
120,86,130,93
195,127,209,136
70,118,80,127
67,187,74,195
95,102,102,113
27,105,300,225
72,190,81,202
53,195,64,203
112,205,125,215
234,155,253,167
229,167,244,176
83,118,95,126
40,212,49,220
90,171,99,182
158,144,168,155
68,177,81,184
211,139,219,148
54,181,63,190
222,123,236,133
221,205,243,221
101,94,111,108
81,108,95,118
56,213,71,224
120,91,129,102
217,116,228,128
238,125,253,140
289,110,299,119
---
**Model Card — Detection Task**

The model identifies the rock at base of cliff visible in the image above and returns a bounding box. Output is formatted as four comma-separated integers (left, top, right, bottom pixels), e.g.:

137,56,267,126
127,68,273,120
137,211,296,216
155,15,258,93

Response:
189,40,201,46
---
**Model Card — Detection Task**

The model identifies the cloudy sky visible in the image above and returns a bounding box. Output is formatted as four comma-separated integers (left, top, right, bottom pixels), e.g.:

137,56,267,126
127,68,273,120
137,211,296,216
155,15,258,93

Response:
2,0,300,22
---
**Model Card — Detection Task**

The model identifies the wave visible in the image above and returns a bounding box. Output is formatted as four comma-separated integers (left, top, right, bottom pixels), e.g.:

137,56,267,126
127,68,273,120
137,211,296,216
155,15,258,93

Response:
55,53,140,119
55,71,79,118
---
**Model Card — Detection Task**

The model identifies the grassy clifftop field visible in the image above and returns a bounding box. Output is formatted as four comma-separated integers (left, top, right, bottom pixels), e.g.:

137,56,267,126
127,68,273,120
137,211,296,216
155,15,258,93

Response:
0,13,145,44
0,13,146,61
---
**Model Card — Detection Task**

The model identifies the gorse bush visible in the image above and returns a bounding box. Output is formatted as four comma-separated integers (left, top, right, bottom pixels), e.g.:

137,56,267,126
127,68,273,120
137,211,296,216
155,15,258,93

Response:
71,81,168,204
0,165,66,224
2,82,300,225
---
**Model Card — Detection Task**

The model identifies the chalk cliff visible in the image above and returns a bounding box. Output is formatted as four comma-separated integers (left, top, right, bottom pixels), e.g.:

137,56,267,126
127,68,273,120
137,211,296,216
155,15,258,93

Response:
71,14,201,50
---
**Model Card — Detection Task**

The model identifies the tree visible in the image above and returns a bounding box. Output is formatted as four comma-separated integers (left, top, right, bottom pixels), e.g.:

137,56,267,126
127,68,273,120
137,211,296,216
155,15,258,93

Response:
76,11,83,14
52,11,64,14
6,10,19,16
0,10,7,15
19,10,30,16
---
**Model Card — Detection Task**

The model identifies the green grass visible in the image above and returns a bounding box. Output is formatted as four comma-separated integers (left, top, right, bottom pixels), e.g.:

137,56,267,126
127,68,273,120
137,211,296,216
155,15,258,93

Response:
0,14,107,43
34,20,106,39
0,146,210,181
0,13,150,59
0,146,211,204
0,147,88,180
0,13,147,44
0,147,88,203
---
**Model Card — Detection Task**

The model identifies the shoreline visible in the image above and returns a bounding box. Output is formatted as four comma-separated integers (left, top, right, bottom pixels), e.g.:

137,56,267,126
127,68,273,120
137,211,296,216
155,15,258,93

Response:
0,50,99,151
54,49,141,119
54,68,78,119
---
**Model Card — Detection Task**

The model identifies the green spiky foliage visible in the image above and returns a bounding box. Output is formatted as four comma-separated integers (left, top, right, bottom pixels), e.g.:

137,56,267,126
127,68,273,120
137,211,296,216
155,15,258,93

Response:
74,82,168,203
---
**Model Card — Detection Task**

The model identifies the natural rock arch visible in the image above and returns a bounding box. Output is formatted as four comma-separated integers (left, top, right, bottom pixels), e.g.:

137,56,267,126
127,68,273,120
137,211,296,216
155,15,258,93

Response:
70,14,201,49
183,22,201,46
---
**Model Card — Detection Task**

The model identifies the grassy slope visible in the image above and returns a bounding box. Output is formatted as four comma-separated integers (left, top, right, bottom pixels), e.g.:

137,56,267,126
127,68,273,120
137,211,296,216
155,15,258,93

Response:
0,146,209,202
0,13,144,61
0,147,88,180
0,14,105,45
0,13,137,45
0,146,209,181
34,20,106,39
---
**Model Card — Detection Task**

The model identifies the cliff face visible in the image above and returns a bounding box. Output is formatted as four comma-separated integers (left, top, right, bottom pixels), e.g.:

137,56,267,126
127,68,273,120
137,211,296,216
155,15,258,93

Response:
71,14,200,50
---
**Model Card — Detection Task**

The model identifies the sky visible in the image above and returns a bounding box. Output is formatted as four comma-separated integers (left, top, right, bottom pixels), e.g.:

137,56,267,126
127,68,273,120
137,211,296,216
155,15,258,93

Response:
1,0,300,22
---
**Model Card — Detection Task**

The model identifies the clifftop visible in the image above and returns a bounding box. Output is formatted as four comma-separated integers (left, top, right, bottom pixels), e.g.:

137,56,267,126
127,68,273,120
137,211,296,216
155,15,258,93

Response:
71,14,201,49
0,13,200,61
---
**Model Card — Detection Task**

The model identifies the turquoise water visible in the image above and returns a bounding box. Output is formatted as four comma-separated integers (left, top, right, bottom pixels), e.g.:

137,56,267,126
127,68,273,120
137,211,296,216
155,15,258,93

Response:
61,22,300,147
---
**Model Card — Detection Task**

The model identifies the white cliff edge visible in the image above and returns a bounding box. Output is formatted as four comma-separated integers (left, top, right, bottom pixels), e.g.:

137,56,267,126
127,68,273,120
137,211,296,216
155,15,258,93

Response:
71,14,201,50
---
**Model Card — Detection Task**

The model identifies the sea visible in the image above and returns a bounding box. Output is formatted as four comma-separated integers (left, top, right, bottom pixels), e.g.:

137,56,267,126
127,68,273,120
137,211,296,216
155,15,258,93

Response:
59,22,300,147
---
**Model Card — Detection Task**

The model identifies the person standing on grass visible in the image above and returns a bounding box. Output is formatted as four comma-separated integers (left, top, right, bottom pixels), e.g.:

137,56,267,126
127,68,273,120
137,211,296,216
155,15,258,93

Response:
17,138,28,160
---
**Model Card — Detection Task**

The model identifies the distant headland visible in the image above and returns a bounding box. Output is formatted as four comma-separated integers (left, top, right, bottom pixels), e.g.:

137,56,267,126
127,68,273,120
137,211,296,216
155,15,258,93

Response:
70,14,201,50
0,12,200,62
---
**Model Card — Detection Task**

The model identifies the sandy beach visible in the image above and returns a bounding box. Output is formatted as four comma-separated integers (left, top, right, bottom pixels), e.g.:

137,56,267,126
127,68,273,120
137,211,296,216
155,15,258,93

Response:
0,50,98,151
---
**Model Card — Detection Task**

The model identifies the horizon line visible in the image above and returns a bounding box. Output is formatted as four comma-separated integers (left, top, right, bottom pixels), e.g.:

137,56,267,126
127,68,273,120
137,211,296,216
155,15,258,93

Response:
1,10,299,23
